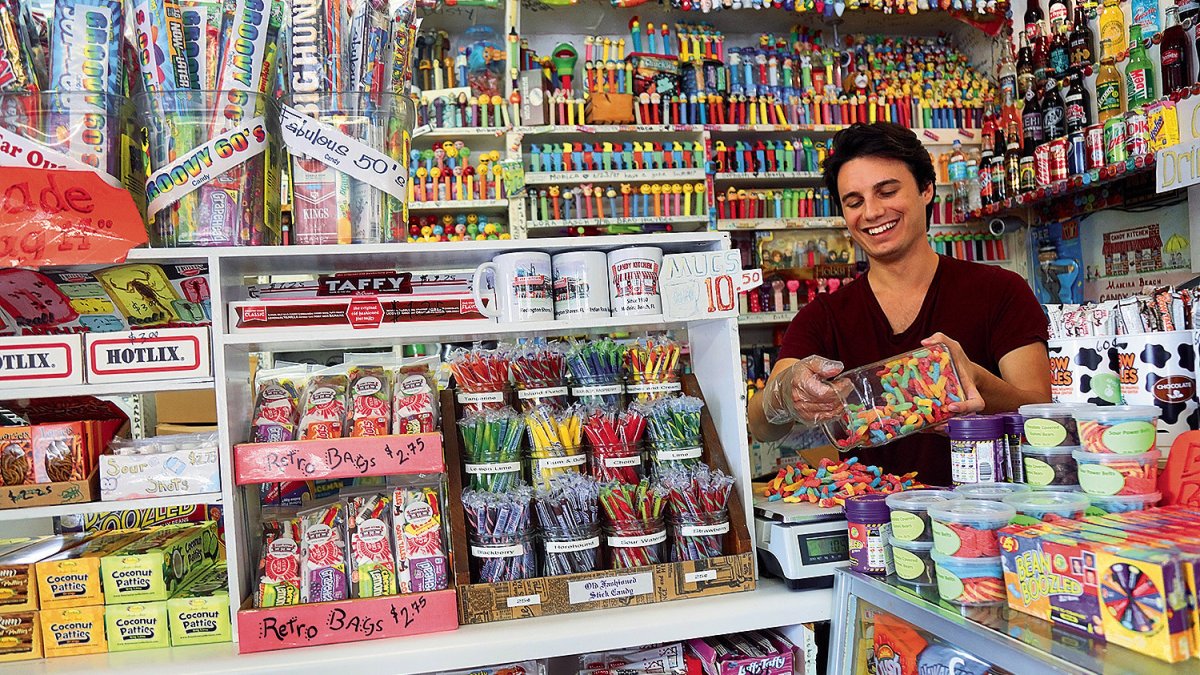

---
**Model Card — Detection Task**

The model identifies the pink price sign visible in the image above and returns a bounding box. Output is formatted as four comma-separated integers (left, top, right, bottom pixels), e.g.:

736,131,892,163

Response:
233,433,444,484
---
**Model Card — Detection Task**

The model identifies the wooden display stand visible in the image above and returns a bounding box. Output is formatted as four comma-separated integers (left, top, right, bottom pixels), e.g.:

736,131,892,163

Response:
443,374,756,625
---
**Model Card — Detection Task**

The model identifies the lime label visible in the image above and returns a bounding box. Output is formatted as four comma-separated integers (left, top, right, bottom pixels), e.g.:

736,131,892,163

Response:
1090,373,1123,404
936,565,965,602
891,510,926,541
1024,418,1068,447
932,520,962,555
1010,514,1042,527
1085,505,1110,517
1078,463,1126,496
893,547,927,581
1100,421,1156,454
1024,457,1055,486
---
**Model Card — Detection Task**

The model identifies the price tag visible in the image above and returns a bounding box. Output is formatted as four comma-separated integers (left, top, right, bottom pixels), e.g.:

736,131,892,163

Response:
279,106,408,199
0,168,147,268
660,251,764,320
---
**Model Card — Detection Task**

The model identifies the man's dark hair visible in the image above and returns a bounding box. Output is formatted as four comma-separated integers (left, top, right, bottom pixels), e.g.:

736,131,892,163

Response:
822,122,937,226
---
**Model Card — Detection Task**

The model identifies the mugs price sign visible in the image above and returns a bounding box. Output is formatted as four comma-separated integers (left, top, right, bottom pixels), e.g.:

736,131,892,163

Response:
660,251,763,320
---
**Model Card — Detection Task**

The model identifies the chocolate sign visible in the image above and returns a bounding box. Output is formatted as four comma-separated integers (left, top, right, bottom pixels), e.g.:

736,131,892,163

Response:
1153,375,1196,403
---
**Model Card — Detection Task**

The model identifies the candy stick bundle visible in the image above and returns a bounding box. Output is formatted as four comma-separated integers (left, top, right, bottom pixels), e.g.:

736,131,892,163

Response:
660,465,734,562
458,407,526,492
583,407,646,483
449,346,511,411
637,395,705,468
510,341,568,411
567,338,626,407
625,336,682,401
535,473,601,576
525,404,585,489
462,485,536,583
600,479,667,569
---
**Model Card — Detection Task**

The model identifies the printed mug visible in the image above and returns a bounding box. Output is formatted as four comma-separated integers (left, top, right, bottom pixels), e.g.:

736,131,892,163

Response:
552,251,611,318
608,246,663,316
471,251,555,323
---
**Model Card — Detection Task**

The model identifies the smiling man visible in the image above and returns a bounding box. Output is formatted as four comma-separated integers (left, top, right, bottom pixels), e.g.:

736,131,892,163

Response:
747,122,1052,485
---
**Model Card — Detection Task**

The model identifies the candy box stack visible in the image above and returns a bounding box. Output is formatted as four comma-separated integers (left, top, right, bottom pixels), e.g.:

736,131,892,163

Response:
687,629,795,675
35,529,147,608
100,521,220,604
823,343,965,450
167,563,231,647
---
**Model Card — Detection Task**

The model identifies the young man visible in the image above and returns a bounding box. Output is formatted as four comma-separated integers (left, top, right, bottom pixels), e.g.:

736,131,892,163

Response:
748,123,1052,485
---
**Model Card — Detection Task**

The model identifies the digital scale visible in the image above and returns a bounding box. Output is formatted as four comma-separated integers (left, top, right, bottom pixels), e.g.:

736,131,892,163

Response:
753,486,851,590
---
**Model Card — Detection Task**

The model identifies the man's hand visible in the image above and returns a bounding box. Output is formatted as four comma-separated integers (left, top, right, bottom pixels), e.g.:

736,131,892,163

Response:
922,333,985,415
760,356,846,426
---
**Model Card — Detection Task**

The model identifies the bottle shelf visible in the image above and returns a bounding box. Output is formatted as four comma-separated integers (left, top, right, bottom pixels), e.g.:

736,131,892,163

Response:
966,153,1157,219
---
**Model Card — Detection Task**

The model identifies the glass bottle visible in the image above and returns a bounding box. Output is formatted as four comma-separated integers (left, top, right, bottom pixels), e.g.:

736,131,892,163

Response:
1017,31,1036,93
1069,3,1096,71
1027,0,1047,55
1125,24,1155,106
979,140,994,207
1042,78,1066,140
1019,131,1037,193
1005,124,1022,197
1049,0,1070,30
1049,24,1071,77
1182,0,1200,26
1022,77,1046,147
990,127,1007,203
1064,70,1092,134
1096,58,1126,122
1099,0,1125,62
999,35,1018,110
1161,6,1191,95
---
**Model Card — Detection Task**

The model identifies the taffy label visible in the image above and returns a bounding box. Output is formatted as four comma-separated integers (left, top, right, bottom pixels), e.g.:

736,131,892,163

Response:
893,548,926,581
890,511,926,541
1100,421,1156,454
626,382,682,395
469,544,524,558
567,572,652,604
931,521,962,556
544,537,600,554
607,531,667,548
0,126,122,188
1023,458,1055,486
1024,419,1069,447
654,447,702,461
456,391,504,405
464,462,521,475
279,105,408,199
1078,464,1126,496
517,386,568,400
680,522,729,537
935,566,966,601
534,455,586,470
603,456,642,468
571,384,624,397
145,118,268,217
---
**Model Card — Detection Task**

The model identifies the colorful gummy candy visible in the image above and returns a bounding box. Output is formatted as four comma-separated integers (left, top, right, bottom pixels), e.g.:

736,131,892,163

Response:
928,500,1015,559
762,458,919,508
954,576,1006,604
1074,450,1160,496
831,344,963,450
1074,406,1160,455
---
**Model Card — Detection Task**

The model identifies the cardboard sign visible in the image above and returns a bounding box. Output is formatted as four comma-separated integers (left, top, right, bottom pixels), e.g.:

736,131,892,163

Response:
1156,137,1200,193
84,328,211,384
0,169,146,268
233,433,444,484
660,251,763,320
0,335,84,387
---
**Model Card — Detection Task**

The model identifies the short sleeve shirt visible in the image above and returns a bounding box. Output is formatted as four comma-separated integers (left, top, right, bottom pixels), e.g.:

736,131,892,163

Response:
779,255,1049,485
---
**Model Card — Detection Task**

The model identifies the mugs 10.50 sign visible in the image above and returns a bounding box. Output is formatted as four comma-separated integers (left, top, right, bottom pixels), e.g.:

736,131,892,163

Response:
660,251,763,320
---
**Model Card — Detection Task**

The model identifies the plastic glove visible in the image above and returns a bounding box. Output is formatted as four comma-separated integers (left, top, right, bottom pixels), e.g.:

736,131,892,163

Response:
760,356,845,426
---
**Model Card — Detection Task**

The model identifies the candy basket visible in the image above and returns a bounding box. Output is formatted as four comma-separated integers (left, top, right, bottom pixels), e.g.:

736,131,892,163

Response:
823,343,965,450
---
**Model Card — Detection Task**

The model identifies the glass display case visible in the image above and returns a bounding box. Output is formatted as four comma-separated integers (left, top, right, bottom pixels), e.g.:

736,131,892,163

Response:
829,569,1196,674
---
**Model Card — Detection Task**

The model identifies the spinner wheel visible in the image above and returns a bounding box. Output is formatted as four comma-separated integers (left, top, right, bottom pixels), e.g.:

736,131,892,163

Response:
1101,562,1165,634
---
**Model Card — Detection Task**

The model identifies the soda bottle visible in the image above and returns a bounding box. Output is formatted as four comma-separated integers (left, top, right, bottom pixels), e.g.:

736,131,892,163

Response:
1019,133,1037,194
1042,78,1067,139
990,127,1008,203
1017,31,1036,93
1022,78,1046,147
978,142,994,208
949,140,968,218
1096,58,1125,122
1099,0,1125,62
1049,24,1071,77
1065,70,1092,133
1160,6,1191,95
1125,24,1155,106
1182,0,1200,25
1069,3,1095,71
1005,123,1022,197
966,154,982,214
1027,0,1047,61
1049,0,1070,30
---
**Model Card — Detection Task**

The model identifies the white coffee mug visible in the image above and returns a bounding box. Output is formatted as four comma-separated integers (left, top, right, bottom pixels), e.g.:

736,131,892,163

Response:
552,251,611,318
471,251,554,323
608,246,663,316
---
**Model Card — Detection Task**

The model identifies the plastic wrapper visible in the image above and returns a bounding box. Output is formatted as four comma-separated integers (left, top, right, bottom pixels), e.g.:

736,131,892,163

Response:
391,479,449,593
344,489,397,598
392,363,439,434
348,364,392,437
298,366,350,440
298,500,349,603
250,365,310,443
256,516,301,607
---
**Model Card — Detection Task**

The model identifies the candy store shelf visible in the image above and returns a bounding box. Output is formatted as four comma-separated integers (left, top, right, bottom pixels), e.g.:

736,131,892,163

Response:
515,124,707,135
0,492,223,523
715,171,822,182
738,311,795,325
524,168,706,184
830,570,1193,675
0,377,216,401
966,154,1158,220
705,124,849,134
413,126,510,139
525,215,710,229
716,217,845,231
2,578,829,675
408,199,509,212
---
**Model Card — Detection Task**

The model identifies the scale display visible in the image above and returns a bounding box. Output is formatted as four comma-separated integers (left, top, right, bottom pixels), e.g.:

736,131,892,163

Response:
799,532,850,565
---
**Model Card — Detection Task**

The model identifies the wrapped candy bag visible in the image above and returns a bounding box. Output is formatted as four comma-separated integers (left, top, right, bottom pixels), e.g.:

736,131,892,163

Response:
299,367,350,440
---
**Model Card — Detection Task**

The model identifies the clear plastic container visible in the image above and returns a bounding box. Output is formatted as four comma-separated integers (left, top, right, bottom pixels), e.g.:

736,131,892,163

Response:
927,500,1016,558
1018,403,1097,448
604,517,666,569
1073,449,1160,496
932,552,1006,606
469,529,536,583
1020,445,1079,487
954,483,1031,502
587,440,645,483
1003,490,1090,522
885,489,963,543
823,343,965,450
1073,405,1160,454
1088,491,1161,515
669,512,729,562
540,524,601,576
139,91,282,247
889,536,936,585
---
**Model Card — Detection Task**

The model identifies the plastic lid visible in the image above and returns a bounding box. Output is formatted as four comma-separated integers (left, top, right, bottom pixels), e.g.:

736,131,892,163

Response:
1072,448,1160,463
1020,444,1079,456
1019,403,1098,417
1030,484,1081,492
889,535,934,551
955,483,1031,501
930,551,1003,568
1089,491,1161,505
948,415,1004,435
885,489,963,512
845,493,891,521
1003,490,1089,514
1072,405,1161,422
926,499,1016,525
997,412,1024,430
